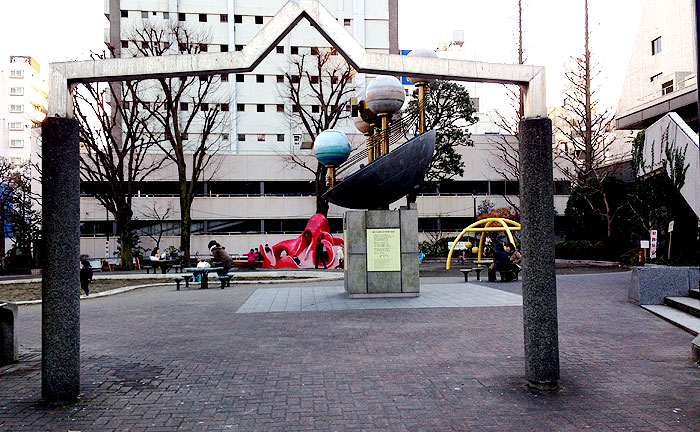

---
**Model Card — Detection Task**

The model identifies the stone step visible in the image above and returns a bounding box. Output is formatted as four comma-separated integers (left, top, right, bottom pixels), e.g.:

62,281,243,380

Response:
689,288,700,300
666,296,700,319
642,305,700,336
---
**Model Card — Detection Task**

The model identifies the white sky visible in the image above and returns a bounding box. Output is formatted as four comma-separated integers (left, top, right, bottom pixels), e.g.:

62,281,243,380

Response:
0,0,643,111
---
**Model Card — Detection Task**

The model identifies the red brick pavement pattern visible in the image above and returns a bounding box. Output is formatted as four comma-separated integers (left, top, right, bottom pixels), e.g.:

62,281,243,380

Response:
1,272,698,431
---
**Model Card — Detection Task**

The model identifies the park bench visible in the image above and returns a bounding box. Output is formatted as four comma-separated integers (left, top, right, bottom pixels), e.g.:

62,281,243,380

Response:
0,302,18,366
172,275,194,290
459,268,484,282
216,275,232,289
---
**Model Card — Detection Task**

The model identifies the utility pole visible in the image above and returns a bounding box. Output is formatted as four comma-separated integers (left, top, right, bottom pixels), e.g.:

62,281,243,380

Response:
583,0,593,176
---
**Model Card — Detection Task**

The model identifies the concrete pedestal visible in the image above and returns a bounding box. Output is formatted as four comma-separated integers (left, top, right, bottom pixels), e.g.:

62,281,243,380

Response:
41,117,81,403
344,207,419,297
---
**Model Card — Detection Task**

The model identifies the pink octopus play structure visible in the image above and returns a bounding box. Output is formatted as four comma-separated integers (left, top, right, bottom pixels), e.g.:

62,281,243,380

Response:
261,214,343,269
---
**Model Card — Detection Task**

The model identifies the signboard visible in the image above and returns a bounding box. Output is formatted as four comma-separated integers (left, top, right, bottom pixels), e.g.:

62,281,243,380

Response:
650,230,657,259
640,240,650,249
105,240,109,257
668,221,674,232
366,229,401,272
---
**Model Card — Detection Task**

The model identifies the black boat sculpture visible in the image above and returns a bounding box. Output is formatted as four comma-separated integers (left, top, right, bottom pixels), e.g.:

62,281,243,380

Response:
322,130,436,210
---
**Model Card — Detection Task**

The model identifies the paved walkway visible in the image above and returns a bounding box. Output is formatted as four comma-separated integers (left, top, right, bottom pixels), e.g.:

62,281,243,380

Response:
238,284,521,313
1,272,699,431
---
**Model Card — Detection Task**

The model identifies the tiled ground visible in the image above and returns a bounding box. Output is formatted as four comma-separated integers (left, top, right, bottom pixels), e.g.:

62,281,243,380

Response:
237,283,522,313
1,272,699,431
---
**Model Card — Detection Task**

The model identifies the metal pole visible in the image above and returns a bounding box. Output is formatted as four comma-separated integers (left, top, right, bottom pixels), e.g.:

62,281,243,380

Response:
367,131,374,162
418,83,426,134
381,115,389,156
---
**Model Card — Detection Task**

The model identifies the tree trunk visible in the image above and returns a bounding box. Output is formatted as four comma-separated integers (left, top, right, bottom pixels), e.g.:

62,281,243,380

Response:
114,208,135,270
180,204,192,266
315,163,329,216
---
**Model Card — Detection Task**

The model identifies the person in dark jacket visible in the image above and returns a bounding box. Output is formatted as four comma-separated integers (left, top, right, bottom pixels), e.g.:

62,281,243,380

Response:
208,240,234,276
80,259,93,296
315,238,327,269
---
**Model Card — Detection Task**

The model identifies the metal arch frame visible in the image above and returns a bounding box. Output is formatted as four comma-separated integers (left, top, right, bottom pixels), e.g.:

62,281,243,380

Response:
445,218,522,270
47,0,546,119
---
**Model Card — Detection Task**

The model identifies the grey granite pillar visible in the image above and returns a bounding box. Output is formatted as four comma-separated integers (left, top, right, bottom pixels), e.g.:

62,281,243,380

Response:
41,117,81,403
0,302,18,366
518,117,560,390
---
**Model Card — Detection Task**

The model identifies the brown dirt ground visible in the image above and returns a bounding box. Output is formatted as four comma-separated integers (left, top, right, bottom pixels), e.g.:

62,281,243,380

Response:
0,279,168,302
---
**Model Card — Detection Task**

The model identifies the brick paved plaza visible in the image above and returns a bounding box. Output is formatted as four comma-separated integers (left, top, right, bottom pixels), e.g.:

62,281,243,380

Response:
1,271,698,431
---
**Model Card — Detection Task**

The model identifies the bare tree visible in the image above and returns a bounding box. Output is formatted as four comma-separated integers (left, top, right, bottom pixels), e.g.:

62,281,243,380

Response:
0,158,41,259
137,201,173,253
124,21,230,264
555,0,620,238
279,50,358,216
74,66,167,269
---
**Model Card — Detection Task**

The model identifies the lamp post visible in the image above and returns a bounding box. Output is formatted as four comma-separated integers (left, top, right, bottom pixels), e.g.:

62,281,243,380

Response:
366,76,405,158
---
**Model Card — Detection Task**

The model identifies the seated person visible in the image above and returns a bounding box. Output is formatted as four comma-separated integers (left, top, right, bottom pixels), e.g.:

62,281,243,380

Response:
209,240,233,276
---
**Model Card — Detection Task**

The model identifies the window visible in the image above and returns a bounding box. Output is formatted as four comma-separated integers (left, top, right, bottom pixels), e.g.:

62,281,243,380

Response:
277,134,285,142
292,104,300,113
199,75,207,82
9,70,23,78
661,80,674,95
199,44,208,52
141,11,148,19
291,75,300,84
201,103,209,111
141,101,150,109
120,10,128,18
276,104,284,112
182,133,188,140
312,105,320,113
9,122,23,130
237,104,245,112
257,104,265,112
221,74,228,82
238,134,245,141
344,18,351,26
199,14,207,22
651,37,661,55
178,13,186,21
234,14,242,23
257,134,266,142
220,14,228,23
163,12,169,19
235,45,244,51
123,101,131,109
9,87,24,96
178,42,187,52
180,102,189,111
141,41,149,49
310,47,320,55
276,46,284,54
8,104,23,113
121,40,129,48
9,139,24,148
236,74,244,83
221,103,229,112
331,76,339,84
220,44,228,52
276,75,284,83
256,74,264,83
223,134,229,140
255,16,263,24
291,46,299,55
650,72,662,82
310,76,319,84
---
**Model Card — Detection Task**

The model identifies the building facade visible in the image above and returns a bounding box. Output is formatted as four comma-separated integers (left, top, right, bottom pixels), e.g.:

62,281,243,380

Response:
0,56,47,164
82,0,571,257
615,0,697,132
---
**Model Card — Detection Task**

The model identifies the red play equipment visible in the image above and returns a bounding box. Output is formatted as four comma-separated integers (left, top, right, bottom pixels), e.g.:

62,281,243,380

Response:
261,214,343,269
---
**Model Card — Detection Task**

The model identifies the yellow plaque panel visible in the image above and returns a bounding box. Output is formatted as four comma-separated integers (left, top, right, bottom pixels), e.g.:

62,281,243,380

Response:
366,229,401,272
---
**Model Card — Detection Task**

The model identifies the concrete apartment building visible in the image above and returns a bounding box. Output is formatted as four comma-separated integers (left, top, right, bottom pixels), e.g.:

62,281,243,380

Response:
615,0,697,132
0,56,47,165
83,0,571,256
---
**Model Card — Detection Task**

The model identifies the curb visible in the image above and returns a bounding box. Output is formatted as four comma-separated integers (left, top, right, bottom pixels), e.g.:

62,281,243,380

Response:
8,272,345,305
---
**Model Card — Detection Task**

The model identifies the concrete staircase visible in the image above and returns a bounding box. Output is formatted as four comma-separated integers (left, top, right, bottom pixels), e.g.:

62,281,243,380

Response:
642,287,700,335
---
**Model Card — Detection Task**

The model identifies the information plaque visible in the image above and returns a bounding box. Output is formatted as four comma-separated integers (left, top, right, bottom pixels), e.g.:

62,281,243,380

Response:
366,228,401,272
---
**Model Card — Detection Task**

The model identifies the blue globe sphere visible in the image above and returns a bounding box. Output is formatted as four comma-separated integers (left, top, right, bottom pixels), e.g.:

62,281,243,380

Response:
313,129,351,166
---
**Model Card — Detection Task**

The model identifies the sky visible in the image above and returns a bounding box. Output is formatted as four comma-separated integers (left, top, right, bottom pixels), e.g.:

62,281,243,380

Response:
0,0,644,112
